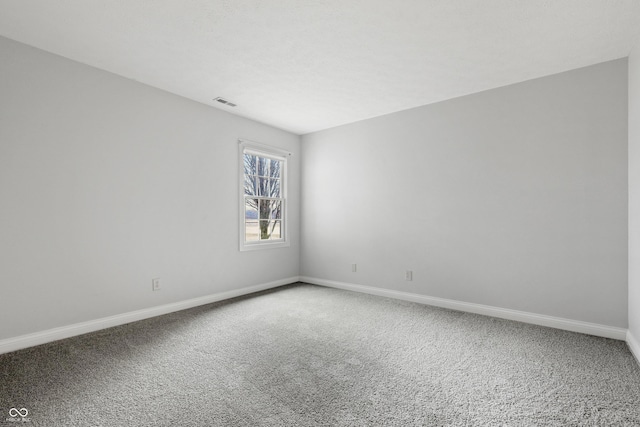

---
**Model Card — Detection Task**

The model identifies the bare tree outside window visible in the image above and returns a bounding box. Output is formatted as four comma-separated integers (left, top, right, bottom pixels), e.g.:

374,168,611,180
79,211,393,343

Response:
244,153,283,241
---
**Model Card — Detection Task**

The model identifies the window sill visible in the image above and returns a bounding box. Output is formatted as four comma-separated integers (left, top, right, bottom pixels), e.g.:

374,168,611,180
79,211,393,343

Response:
240,241,290,252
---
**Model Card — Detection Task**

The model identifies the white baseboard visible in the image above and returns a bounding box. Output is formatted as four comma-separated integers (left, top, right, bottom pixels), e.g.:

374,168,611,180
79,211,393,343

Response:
3,276,633,358
300,276,628,341
0,276,300,355
627,330,640,365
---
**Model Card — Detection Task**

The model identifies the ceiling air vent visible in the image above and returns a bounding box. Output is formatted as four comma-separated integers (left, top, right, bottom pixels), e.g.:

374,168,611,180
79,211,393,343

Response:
214,97,237,107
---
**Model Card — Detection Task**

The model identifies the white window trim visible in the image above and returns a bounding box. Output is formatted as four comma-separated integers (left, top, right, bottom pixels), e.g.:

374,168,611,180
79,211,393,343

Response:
239,139,290,251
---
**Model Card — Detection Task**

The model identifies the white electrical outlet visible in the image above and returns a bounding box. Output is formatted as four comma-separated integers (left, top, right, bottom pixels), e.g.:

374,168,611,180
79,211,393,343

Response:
405,270,413,281
352,263,357,272
152,278,161,291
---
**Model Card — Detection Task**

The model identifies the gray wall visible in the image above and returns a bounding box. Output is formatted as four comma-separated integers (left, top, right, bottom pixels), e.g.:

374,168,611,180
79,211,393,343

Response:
301,59,628,327
630,42,640,344
0,36,301,340
1,33,632,343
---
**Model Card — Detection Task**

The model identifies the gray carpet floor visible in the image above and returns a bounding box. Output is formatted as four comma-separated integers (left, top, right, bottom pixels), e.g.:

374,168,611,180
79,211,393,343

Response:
1,283,640,426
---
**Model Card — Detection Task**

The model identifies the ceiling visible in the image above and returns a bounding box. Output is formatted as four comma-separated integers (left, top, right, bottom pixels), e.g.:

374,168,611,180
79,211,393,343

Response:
1,1,640,135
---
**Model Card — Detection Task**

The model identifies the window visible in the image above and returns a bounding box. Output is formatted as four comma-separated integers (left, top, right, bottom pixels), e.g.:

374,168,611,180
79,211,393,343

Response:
239,139,289,251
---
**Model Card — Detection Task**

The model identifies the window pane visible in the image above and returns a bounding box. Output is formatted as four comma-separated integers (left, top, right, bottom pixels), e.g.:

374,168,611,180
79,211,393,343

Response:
257,156,269,177
257,177,269,196
259,199,271,219
245,221,259,241
256,178,280,197
244,154,256,176
270,179,280,198
270,200,282,219
269,159,282,178
258,220,281,240
244,174,256,196
269,221,282,239
245,199,258,219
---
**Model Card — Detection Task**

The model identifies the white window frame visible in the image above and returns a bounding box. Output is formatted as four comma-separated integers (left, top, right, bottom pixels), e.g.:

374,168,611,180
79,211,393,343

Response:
239,139,290,251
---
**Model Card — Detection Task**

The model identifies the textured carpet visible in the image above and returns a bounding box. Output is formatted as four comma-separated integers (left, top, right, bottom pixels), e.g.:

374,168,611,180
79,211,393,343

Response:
1,283,639,426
